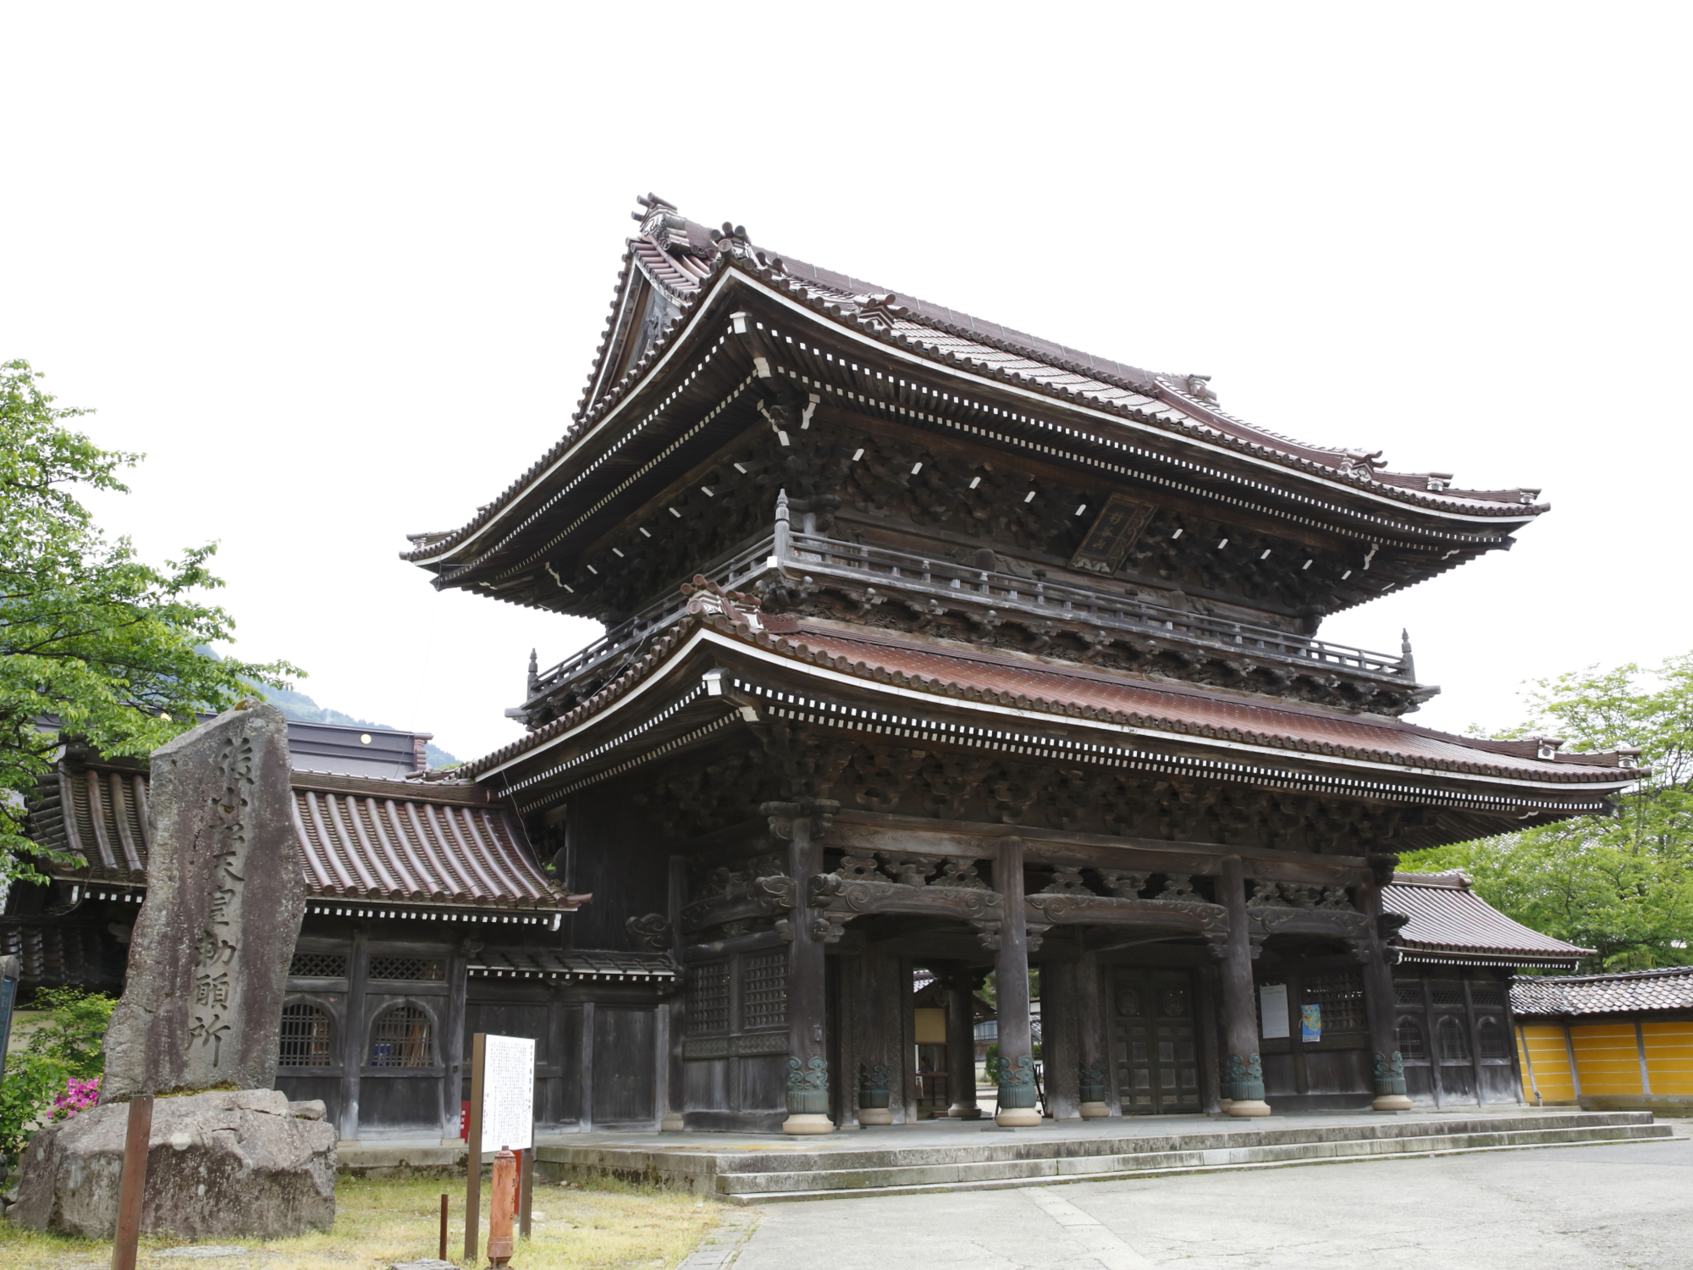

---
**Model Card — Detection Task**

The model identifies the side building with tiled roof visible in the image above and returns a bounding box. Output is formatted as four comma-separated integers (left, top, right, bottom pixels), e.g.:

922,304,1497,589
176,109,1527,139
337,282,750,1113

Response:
8,722,681,1141
389,194,1641,1131
1510,966,1693,1114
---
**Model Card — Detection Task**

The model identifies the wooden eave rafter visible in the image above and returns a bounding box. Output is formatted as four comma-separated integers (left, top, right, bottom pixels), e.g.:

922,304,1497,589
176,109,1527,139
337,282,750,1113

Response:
406,261,1542,603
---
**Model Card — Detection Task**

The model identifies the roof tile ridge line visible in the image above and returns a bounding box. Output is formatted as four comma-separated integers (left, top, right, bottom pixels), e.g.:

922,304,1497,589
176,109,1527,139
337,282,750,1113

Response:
404,256,737,571
788,623,1451,739
884,305,1164,397
397,234,686,565
787,286,1531,527
463,613,703,777
742,621,1579,786
1156,377,1541,514
444,256,749,578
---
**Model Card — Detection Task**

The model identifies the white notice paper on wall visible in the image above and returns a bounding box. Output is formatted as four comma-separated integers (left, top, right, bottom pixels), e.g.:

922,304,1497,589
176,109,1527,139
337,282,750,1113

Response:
1258,984,1291,1040
480,1034,536,1153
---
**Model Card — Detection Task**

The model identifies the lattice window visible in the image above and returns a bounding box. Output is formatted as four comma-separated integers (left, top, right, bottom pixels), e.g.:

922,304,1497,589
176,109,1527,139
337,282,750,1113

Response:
289,952,348,978
1393,981,1424,1007
686,962,731,1035
1397,1018,1427,1060
1470,982,1506,1009
1436,1015,1470,1061
279,1002,334,1067
1476,1017,1511,1060
369,1004,434,1067
368,957,445,982
1301,972,1366,1032
1429,982,1467,1008
739,952,787,1032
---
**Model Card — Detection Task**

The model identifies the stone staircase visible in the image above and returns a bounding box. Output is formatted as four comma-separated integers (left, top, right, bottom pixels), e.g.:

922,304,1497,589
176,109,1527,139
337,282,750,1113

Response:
535,1111,1671,1203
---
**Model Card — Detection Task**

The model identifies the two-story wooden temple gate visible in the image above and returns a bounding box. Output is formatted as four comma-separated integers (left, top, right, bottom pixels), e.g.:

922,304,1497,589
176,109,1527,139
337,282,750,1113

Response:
387,194,1633,1133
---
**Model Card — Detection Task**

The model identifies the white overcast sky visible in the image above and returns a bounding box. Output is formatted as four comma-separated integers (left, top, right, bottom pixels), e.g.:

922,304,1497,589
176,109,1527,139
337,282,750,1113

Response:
4,3,1688,761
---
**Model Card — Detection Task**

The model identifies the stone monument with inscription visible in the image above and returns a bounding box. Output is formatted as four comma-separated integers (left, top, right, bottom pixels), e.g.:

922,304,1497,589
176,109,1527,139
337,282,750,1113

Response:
12,702,336,1238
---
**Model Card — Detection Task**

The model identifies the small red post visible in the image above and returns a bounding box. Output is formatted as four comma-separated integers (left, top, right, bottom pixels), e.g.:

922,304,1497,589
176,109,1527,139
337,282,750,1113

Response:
438,1193,448,1261
111,1094,154,1270
487,1146,518,1266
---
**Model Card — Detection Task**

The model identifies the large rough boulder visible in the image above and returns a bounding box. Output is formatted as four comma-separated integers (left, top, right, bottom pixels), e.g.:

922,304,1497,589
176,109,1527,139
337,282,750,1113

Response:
10,1090,335,1239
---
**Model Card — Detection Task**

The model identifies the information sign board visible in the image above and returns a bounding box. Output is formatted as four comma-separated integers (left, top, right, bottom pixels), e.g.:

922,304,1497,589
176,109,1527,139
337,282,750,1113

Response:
479,1034,536,1153
1258,983,1291,1040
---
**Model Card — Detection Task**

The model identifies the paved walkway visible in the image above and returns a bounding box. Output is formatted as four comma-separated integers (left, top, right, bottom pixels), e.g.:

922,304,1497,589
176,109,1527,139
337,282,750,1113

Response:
725,1134,1693,1270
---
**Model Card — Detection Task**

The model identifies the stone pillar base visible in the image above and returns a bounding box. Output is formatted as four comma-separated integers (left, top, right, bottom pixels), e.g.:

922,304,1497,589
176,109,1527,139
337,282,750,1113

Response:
1078,1101,1111,1119
995,1107,1043,1127
1372,1094,1413,1112
660,1113,686,1132
857,1107,893,1125
782,1114,836,1135
947,1104,984,1120
1225,1100,1271,1118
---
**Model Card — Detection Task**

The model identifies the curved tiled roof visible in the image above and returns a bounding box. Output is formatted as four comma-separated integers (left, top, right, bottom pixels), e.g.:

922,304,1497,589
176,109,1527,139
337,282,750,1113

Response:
1384,871,1592,964
29,762,574,911
401,200,1544,569
1511,965,1693,1016
460,610,1637,800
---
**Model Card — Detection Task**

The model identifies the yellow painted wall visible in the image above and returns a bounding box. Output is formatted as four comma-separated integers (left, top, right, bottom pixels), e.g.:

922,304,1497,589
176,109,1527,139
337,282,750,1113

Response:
1518,1026,1575,1102
1642,1021,1693,1095
1571,1023,1644,1096
914,1008,947,1045
1519,1020,1693,1100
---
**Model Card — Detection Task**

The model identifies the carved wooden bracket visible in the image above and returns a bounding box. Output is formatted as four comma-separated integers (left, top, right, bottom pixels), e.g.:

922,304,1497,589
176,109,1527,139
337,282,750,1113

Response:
761,798,841,842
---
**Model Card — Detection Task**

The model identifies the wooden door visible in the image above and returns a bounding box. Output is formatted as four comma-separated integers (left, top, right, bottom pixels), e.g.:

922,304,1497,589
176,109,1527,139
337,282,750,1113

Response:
1111,970,1201,1115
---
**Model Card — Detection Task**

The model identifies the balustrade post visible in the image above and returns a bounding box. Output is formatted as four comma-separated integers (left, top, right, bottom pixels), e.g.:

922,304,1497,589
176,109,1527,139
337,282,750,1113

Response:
773,489,791,563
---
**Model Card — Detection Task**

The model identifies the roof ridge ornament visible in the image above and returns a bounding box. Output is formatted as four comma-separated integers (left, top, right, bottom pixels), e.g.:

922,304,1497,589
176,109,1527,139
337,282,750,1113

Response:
633,192,699,258
682,573,764,633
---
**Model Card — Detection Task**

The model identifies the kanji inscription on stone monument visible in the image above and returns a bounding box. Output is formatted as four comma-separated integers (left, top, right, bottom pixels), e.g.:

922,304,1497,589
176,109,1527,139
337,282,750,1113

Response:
101,701,305,1100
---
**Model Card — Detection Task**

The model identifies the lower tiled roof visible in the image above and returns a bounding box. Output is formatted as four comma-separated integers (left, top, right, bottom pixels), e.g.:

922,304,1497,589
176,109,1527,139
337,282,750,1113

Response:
1385,871,1592,967
1511,966,1693,1016
29,761,574,912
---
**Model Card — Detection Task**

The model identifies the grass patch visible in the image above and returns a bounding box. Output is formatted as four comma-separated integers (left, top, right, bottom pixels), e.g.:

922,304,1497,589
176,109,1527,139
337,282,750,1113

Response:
0,1173,724,1269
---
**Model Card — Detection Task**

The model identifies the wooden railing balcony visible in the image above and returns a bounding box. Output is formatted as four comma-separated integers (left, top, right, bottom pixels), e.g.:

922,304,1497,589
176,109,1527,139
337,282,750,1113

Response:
514,517,1413,726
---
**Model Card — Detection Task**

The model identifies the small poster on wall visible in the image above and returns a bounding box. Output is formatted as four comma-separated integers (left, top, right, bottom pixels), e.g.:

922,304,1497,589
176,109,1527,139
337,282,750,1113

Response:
1258,983,1290,1039
1301,1004,1323,1043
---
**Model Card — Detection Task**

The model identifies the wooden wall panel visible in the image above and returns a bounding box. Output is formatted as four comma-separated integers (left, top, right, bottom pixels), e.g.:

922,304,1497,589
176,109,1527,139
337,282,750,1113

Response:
592,1007,657,1124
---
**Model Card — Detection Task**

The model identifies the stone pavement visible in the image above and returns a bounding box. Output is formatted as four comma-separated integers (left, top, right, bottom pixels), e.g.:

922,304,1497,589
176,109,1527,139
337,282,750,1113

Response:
727,1134,1693,1270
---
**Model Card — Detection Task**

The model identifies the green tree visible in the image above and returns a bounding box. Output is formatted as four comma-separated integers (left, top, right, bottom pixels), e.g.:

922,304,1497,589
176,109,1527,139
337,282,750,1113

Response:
1402,654,1693,970
1,360,300,884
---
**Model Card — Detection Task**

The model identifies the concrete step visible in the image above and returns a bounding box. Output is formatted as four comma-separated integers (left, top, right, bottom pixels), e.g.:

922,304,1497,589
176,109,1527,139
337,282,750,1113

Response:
704,1111,1655,1177
718,1120,1671,1203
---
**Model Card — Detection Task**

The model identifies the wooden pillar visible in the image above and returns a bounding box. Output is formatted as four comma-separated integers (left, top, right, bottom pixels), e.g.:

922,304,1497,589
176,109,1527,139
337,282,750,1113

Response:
1195,963,1223,1114
1040,958,1080,1120
897,957,918,1124
1075,951,1110,1117
661,854,686,1131
1218,857,1269,1116
779,805,833,1134
993,837,1040,1127
441,944,469,1141
1356,878,1411,1110
944,967,982,1119
857,954,894,1124
339,933,368,1140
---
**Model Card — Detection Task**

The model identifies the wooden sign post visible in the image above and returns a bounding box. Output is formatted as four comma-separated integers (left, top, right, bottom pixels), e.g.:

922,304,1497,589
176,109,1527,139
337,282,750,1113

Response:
463,1033,537,1264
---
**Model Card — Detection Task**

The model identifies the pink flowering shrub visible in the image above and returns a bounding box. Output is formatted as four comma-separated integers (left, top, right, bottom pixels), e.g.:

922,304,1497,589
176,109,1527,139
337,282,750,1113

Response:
51,1076,100,1121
